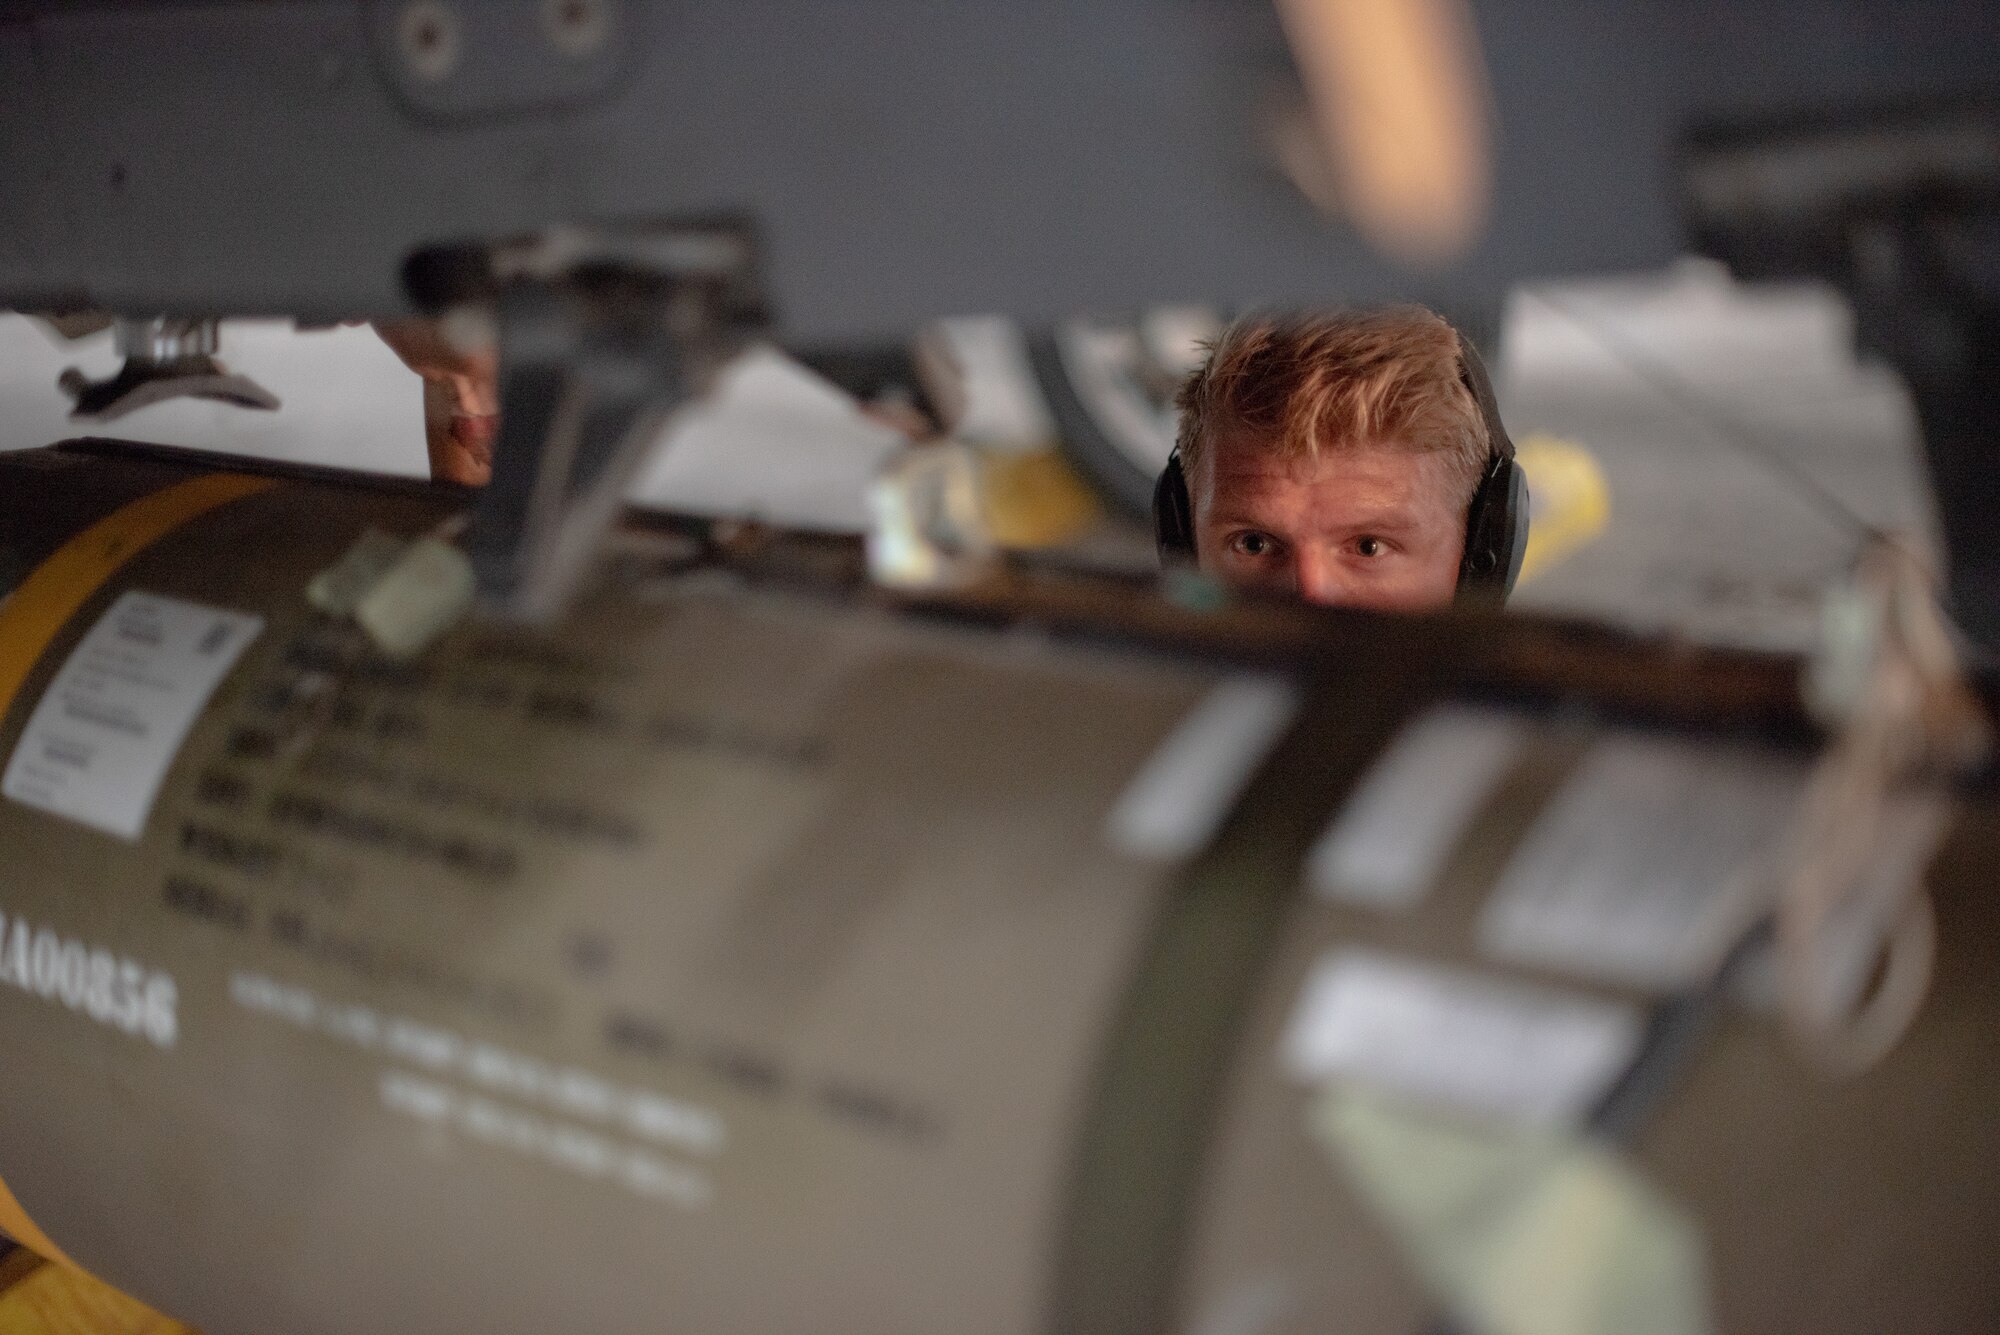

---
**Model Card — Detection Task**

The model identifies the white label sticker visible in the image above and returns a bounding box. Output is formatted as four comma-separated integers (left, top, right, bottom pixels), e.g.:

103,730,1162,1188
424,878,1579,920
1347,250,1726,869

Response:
1307,706,1526,911
1478,733,1805,991
1279,948,1640,1128
4,590,264,840
1105,674,1298,862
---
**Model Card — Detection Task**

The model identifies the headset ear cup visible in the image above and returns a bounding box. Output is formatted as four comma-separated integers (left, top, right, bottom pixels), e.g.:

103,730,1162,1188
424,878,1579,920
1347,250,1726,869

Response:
1501,461,1530,593
1154,452,1197,560
1453,339,1528,604
1456,455,1523,603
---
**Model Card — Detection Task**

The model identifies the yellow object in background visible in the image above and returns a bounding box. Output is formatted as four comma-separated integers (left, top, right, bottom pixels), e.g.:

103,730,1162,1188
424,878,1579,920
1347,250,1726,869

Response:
977,447,1103,550
868,442,1103,589
1515,432,1611,586
0,1247,197,1335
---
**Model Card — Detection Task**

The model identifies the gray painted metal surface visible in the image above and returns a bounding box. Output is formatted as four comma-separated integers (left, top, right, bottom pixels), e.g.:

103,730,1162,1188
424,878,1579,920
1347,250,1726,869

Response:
0,1,1994,339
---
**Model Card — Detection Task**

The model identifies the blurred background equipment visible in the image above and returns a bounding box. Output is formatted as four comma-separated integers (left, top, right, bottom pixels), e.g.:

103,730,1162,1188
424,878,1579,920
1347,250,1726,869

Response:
1679,100,2000,648
2,0,1995,624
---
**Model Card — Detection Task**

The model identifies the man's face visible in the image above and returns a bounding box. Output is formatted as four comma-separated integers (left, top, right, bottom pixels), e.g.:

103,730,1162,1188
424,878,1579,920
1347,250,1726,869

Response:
1192,428,1467,611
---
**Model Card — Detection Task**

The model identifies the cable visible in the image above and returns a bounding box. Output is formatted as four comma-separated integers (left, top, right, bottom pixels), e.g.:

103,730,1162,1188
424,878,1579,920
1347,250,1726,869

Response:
1776,538,1982,1072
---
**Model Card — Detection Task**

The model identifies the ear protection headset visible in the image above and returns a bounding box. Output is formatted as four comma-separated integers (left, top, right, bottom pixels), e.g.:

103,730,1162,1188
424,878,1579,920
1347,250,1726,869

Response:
1152,337,1529,605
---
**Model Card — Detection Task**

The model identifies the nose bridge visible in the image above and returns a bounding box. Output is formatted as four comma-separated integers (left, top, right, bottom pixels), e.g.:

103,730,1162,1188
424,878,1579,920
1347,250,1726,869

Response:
1292,543,1352,606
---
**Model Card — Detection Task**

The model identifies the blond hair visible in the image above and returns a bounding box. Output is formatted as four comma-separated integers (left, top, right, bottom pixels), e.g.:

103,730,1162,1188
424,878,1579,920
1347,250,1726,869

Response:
1175,306,1487,503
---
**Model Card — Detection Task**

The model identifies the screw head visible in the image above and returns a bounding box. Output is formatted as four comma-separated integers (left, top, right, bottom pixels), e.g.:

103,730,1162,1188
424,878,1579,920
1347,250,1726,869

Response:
396,0,463,83
542,0,612,58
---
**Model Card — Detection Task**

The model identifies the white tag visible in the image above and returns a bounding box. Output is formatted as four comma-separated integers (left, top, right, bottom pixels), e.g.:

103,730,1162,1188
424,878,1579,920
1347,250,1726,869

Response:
1307,706,1525,910
1478,733,1805,991
1280,948,1640,1128
1105,674,1298,862
4,591,263,840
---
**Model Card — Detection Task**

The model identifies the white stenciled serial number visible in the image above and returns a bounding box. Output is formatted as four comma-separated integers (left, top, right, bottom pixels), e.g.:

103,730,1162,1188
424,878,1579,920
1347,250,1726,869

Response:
0,907,177,1047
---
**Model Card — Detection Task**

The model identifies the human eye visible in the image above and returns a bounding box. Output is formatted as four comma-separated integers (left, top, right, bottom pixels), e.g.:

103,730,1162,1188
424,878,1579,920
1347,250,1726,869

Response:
1228,530,1281,559
1352,535,1391,559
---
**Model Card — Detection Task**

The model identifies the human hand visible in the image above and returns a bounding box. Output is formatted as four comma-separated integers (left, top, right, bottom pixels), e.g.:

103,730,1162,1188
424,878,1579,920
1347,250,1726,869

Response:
373,318,500,486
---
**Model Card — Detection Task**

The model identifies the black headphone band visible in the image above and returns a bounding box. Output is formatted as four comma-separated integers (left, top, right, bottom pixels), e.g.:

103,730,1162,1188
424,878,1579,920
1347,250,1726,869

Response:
1154,335,1528,603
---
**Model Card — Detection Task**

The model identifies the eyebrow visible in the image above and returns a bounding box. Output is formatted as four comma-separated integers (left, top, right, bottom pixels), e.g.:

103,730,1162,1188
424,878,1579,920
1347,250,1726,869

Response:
1204,508,1423,537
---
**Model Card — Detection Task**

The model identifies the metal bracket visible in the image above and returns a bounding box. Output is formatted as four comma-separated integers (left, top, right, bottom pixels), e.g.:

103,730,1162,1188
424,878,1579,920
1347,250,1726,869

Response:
60,317,280,420
455,220,768,622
